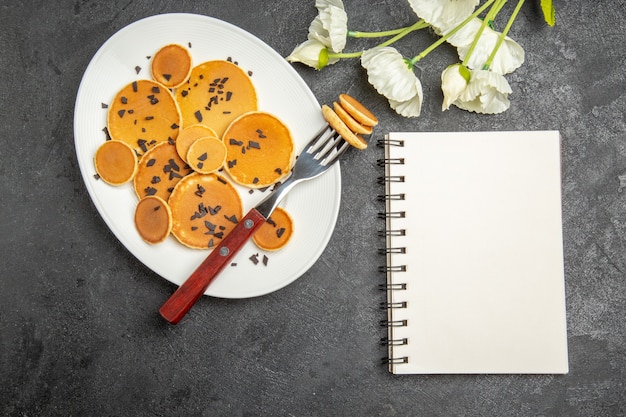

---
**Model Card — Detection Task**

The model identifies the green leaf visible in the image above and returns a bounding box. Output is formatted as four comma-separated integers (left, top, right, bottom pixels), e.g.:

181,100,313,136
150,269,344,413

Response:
540,0,556,26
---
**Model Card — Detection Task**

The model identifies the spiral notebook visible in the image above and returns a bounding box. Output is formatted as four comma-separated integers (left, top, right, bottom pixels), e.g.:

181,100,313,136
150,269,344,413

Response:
379,131,569,374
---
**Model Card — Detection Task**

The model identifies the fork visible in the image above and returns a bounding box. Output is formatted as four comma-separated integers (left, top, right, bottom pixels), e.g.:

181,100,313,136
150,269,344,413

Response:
159,124,350,324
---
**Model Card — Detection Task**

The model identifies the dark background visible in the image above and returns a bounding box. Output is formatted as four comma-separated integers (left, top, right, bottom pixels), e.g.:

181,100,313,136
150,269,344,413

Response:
1,1,624,416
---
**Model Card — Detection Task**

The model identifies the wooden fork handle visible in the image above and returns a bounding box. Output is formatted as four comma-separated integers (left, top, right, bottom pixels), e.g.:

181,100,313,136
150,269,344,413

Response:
159,209,266,324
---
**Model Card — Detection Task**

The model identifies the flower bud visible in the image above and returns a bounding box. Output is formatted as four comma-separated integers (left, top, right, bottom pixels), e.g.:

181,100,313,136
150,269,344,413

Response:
441,64,470,111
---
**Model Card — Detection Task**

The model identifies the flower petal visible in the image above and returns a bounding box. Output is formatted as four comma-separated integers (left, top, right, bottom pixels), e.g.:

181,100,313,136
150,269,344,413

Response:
389,91,423,117
457,24,525,74
317,5,348,52
315,0,345,10
408,0,479,30
454,70,511,114
361,47,419,102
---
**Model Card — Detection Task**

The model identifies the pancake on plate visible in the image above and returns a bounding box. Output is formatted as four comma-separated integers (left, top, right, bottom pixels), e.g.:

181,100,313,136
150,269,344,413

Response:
175,60,257,137
94,140,138,185
186,136,227,174
107,79,181,156
168,172,243,249
222,111,294,188
252,206,293,251
175,124,219,163
133,142,193,201
134,195,172,244
150,44,192,89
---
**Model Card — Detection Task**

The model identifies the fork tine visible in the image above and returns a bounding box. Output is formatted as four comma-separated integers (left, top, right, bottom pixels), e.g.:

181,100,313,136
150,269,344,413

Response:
315,131,347,165
305,124,334,154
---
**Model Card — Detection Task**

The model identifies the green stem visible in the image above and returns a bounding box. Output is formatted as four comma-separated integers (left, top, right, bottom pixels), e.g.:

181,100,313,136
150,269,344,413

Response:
410,0,498,66
462,0,506,67
330,19,428,60
484,0,525,69
348,28,409,38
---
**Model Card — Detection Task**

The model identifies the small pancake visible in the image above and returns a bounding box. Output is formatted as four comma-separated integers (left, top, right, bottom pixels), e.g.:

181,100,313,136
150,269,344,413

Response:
176,60,258,137
151,44,192,89
175,124,218,163
252,207,294,251
333,101,373,135
338,93,379,127
168,172,243,249
133,142,193,201
108,79,181,156
187,136,227,174
321,105,368,150
222,111,294,188
94,140,138,185
134,196,172,244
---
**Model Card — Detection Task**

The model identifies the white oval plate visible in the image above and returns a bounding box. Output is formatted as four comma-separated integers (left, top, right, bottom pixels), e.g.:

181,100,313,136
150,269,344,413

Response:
74,13,341,298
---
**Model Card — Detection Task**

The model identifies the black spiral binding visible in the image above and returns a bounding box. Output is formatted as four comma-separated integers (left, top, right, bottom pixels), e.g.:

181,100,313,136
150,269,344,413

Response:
377,137,409,368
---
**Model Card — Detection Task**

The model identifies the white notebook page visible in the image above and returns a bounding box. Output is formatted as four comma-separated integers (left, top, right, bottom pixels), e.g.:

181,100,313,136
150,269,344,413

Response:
384,131,568,374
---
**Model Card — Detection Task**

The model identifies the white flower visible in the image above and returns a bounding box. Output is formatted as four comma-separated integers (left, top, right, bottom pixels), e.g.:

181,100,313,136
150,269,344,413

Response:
361,47,423,117
286,39,338,70
441,64,470,111
453,69,512,114
310,0,348,53
286,0,348,69
407,0,479,31
439,18,525,75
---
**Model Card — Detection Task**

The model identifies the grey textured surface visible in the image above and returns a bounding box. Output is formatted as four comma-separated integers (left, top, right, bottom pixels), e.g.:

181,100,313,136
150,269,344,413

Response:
1,1,625,416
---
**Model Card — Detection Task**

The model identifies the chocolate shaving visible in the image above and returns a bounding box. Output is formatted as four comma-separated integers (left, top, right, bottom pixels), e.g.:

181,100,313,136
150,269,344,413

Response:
137,139,148,153
262,255,269,266
147,158,156,167
101,103,108,109
225,214,238,224
229,139,243,146
135,66,141,74
163,73,172,81
102,127,112,141
132,81,138,92
277,228,286,238
194,110,202,122
168,171,183,180
191,202,209,220
249,254,259,265
198,153,207,161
